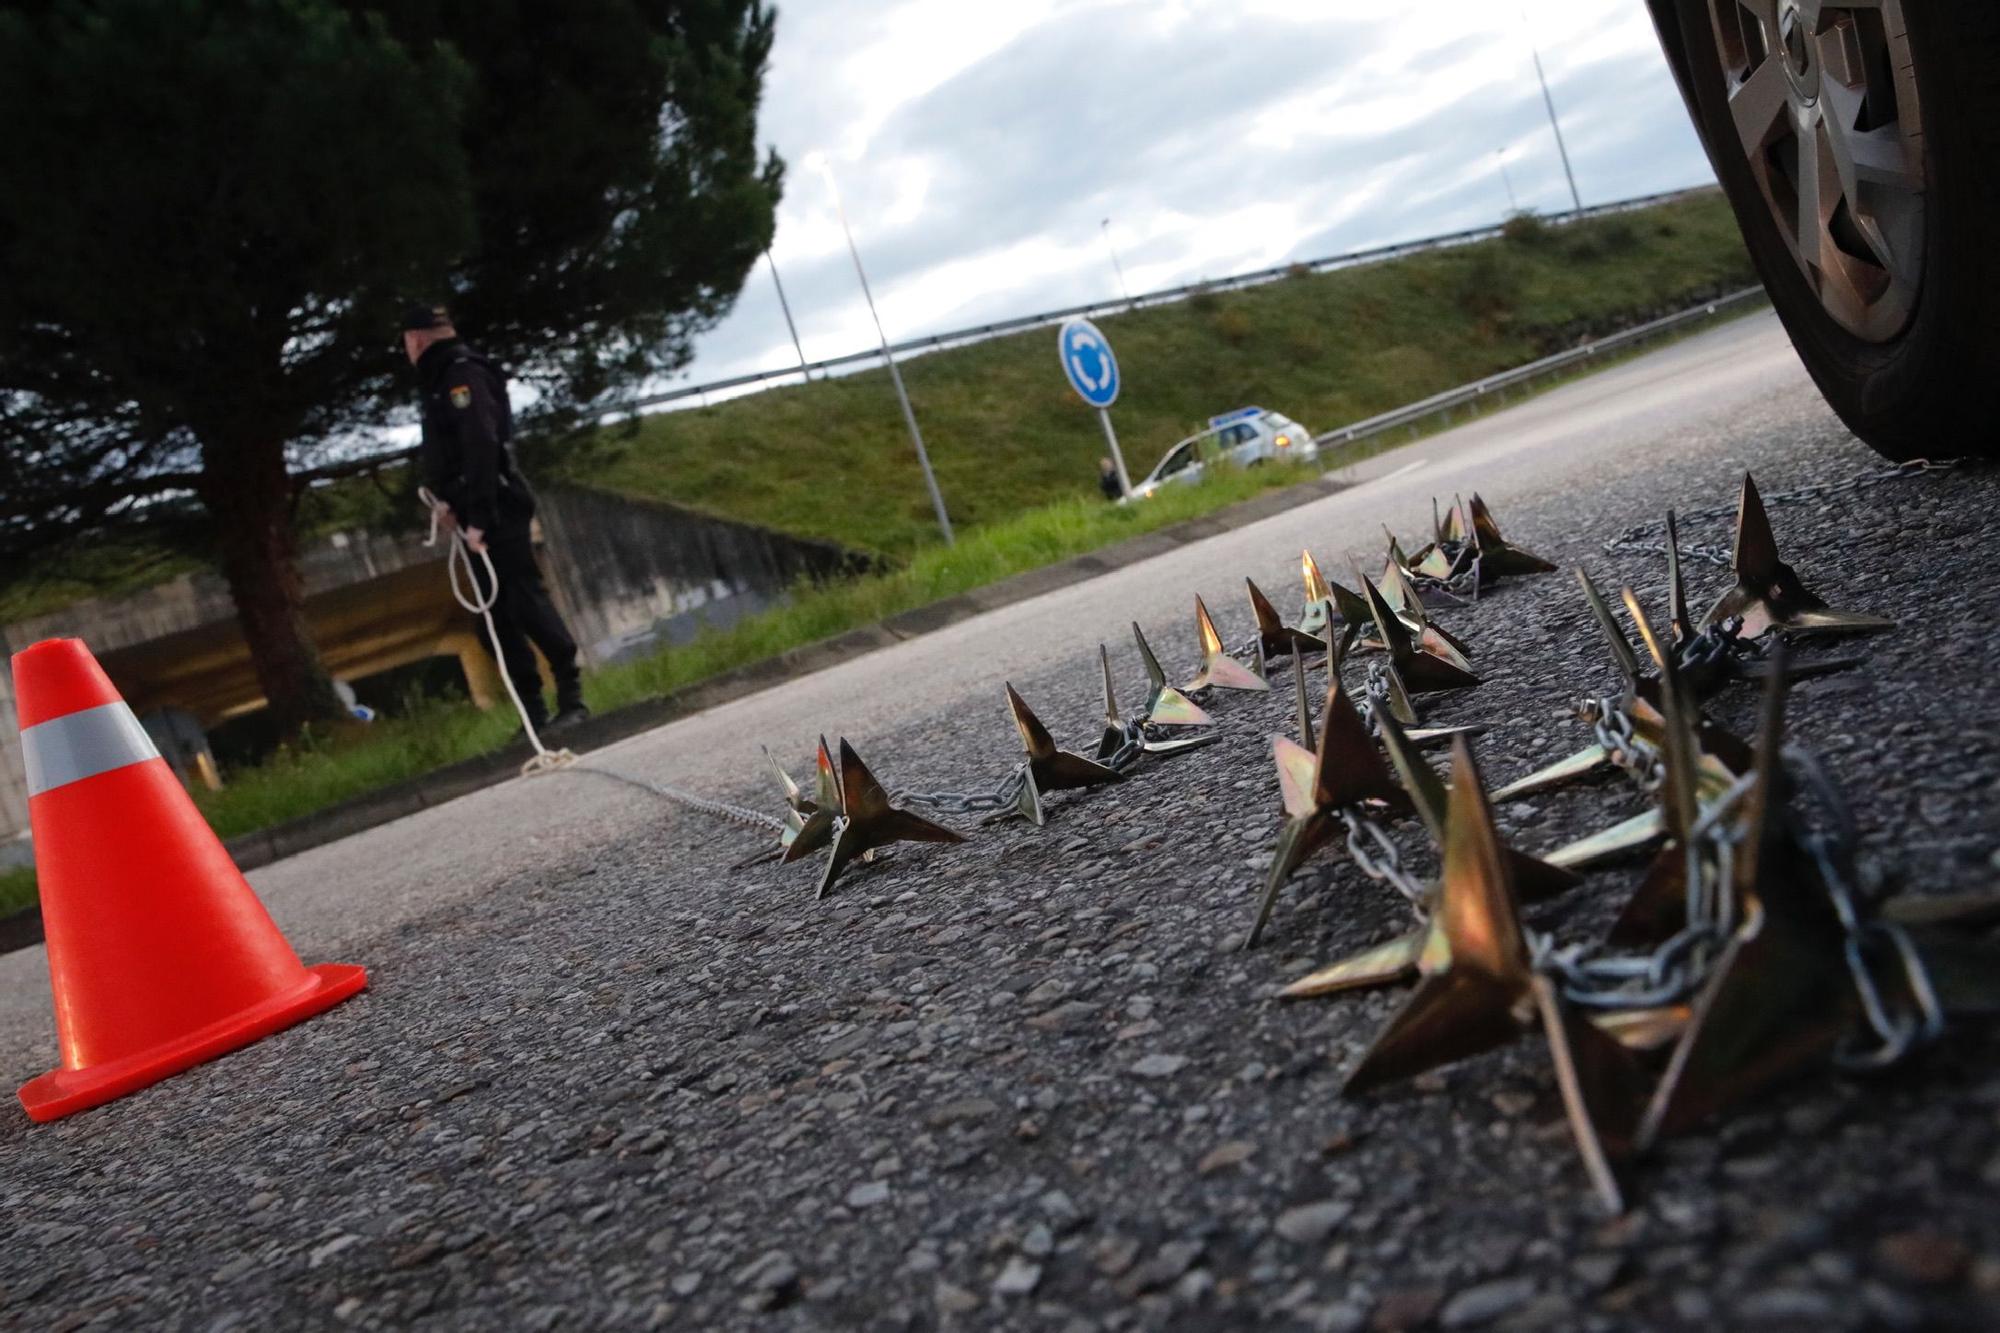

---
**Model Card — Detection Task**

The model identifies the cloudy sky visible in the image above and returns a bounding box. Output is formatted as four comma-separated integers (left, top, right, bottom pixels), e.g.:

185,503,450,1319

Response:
670,0,1715,395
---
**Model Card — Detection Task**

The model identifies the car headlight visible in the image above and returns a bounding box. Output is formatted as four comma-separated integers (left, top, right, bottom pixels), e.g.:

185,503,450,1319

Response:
1275,434,1291,448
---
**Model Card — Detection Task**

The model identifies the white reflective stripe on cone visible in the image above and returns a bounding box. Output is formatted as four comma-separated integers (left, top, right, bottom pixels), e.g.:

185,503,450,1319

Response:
21,702,161,797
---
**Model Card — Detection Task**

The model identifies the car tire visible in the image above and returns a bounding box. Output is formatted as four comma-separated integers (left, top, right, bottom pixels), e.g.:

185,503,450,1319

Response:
1675,1,1999,461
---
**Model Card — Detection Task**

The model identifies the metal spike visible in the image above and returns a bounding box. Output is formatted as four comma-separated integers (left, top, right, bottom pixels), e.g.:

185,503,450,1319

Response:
1577,568,1641,686
814,739,967,899
1492,745,1613,803
1249,676,1412,948
1542,808,1665,870
1132,622,1214,727
1358,571,1481,693
1095,644,1126,761
764,744,808,813
1378,709,1580,904
1273,736,1319,822
1446,495,1469,545
1247,577,1327,662
1702,472,1895,638
1186,595,1269,693
1664,510,1696,648
1880,890,2000,930
1292,654,1316,753
1375,568,1477,665
1466,493,1558,577
1281,930,1428,998
734,745,820,868
1624,590,1697,843
1099,642,1216,762
1588,1005,1691,1053
1636,659,1852,1146
1533,975,1651,1214
1298,550,1335,640
1342,739,1536,1095
1380,549,1467,615
783,736,844,865
993,683,1123,826
1901,928,2000,1016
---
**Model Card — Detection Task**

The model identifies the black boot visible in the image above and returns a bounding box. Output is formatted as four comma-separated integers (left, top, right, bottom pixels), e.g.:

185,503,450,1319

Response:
548,687,590,731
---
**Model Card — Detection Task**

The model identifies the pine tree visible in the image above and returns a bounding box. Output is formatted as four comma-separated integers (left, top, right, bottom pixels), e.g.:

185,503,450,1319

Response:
0,0,782,730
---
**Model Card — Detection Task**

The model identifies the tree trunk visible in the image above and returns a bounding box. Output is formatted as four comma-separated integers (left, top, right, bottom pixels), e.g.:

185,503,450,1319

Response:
198,434,346,735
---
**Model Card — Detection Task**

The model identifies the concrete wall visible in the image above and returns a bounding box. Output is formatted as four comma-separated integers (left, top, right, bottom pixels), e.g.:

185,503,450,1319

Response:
536,484,861,665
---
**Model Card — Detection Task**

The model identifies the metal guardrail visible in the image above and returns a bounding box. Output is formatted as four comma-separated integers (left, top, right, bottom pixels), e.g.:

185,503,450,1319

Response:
1311,285,1768,453
624,184,1720,414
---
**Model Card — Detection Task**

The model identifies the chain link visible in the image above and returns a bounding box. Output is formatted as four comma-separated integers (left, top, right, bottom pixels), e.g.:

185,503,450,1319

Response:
1409,548,1483,599
1337,807,1430,914
1581,696,1665,792
1534,769,1755,1009
893,765,1029,816
1785,748,1946,1070
569,765,789,834
1602,458,1959,568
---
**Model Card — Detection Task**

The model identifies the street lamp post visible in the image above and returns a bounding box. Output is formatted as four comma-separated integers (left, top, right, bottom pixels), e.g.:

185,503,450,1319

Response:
1521,8,1583,212
765,248,811,381
1496,148,1520,215
1100,219,1132,306
813,156,954,546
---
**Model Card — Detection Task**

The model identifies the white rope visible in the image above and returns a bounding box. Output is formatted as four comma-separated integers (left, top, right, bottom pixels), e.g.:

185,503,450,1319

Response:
420,487,576,777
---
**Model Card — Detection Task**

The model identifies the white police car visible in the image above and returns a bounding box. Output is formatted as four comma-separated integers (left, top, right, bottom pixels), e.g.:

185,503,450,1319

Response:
1123,407,1317,502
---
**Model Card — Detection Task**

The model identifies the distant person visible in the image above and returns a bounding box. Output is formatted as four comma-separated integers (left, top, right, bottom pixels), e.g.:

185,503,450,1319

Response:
1097,456,1124,502
403,304,589,733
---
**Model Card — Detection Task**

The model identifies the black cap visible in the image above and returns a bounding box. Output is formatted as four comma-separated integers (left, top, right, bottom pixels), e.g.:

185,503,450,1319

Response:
400,303,453,334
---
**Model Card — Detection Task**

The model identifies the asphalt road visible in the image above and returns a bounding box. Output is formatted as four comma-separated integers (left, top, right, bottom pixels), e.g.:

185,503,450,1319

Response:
3,308,1997,1330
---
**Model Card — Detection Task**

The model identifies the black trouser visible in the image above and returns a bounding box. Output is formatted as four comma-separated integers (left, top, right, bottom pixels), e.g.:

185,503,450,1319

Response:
470,527,582,724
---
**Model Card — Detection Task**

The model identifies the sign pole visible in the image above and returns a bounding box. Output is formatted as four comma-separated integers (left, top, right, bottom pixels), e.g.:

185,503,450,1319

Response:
1097,407,1132,497
1057,317,1128,499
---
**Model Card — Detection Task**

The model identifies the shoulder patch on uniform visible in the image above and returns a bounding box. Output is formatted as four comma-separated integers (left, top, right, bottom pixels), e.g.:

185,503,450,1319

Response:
449,384,472,409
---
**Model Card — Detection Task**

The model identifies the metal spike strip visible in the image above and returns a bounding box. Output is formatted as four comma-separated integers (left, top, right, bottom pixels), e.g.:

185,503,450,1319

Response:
1247,577,1327,663
779,737,844,867
1186,594,1269,694
993,683,1123,827
1356,570,1481,693
730,746,821,868
1466,493,1558,579
1703,472,1896,638
1131,622,1215,728
810,739,966,899
1248,674,1412,949
1635,657,1852,1147
1094,642,1218,762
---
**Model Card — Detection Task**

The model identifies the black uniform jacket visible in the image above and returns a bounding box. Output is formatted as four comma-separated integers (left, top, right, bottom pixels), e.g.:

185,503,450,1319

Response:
416,338,534,535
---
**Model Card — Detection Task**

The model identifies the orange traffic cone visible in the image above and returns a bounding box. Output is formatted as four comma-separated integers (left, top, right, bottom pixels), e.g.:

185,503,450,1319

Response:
13,639,367,1122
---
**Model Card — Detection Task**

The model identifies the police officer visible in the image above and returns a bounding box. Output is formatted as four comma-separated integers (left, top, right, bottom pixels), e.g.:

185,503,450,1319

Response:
403,304,589,732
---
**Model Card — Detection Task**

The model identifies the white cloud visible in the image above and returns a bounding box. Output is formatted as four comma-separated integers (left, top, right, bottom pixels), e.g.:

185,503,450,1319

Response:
671,0,1711,396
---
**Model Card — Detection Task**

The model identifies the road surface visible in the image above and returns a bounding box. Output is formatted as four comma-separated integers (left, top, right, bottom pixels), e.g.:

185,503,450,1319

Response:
3,309,1996,1330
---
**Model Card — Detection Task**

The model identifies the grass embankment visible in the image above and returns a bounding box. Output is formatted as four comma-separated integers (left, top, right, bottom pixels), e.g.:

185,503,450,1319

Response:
583,193,1754,558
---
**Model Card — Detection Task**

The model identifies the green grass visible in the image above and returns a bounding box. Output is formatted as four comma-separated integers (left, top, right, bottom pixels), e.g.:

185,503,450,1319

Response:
581,193,1753,559
0,866,35,917
188,696,521,843
582,457,1320,713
